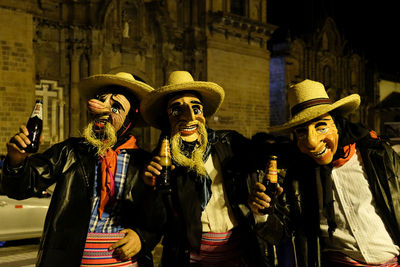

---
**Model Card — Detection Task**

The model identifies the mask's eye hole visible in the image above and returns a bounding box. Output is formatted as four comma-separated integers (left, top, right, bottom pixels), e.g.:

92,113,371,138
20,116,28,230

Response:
111,105,120,114
192,105,202,115
295,128,307,140
170,106,182,117
317,127,329,134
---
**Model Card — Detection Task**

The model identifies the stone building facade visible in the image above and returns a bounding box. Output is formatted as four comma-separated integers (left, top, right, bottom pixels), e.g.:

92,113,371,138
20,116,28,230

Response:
269,17,368,127
0,0,276,155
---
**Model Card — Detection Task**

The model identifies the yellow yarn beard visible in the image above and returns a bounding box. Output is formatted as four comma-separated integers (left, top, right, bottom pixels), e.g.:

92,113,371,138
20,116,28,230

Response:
170,122,208,176
82,121,117,157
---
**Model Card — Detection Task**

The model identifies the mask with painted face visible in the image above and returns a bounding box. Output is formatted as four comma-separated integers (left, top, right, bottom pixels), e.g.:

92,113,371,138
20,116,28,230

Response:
294,113,339,165
83,92,131,156
167,92,208,176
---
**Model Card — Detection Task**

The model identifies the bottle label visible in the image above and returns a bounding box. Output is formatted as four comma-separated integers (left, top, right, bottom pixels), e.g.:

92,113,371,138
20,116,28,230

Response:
160,138,172,166
30,102,43,120
267,158,278,183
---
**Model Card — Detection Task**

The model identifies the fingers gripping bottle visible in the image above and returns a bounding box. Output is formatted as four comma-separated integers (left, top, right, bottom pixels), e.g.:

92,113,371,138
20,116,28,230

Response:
259,155,278,214
25,100,43,153
157,135,172,194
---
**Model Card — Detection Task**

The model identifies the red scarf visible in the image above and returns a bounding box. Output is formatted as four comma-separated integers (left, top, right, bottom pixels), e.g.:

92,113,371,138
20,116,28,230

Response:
332,143,356,167
332,131,378,168
98,135,138,219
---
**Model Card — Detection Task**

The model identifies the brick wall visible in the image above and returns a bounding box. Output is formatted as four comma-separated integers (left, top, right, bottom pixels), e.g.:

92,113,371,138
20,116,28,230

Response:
0,8,34,155
206,43,270,138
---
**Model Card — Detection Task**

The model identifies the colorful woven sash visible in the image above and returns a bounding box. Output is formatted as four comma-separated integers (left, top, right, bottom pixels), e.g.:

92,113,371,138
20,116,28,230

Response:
324,252,399,267
189,229,246,265
81,233,138,267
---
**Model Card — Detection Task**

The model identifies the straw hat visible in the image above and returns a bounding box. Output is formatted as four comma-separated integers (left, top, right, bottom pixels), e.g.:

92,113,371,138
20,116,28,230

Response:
79,72,154,126
140,71,225,129
79,72,154,102
268,79,360,132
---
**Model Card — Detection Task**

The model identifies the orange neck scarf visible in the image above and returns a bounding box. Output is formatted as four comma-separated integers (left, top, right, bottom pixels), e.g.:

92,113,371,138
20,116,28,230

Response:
332,131,378,168
98,135,138,219
332,143,356,167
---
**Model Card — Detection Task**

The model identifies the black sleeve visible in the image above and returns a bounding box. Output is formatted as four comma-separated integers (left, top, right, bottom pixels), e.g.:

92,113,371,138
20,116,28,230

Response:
1,140,71,200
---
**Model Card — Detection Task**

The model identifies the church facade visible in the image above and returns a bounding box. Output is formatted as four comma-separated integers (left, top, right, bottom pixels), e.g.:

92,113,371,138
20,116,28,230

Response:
0,0,276,154
269,17,368,128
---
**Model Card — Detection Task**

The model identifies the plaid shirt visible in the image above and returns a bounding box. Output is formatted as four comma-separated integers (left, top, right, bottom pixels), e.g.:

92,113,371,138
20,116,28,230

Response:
88,150,130,233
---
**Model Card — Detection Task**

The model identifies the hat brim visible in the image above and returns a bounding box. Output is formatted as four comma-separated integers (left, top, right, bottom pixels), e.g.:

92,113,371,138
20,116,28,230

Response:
79,74,154,101
141,81,225,129
79,74,154,127
267,94,361,133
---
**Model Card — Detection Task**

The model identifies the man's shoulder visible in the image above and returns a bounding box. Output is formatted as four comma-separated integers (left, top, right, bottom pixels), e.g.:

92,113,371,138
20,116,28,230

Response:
45,138,91,155
211,129,251,159
213,129,247,141
127,147,152,163
56,137,86,149
41,137,81,150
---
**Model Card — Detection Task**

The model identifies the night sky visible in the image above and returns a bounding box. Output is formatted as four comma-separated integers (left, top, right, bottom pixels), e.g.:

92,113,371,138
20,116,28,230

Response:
267,0,400,78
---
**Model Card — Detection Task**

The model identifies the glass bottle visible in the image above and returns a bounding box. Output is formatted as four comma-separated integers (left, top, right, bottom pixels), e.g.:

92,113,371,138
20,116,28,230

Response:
259,155,278,214
25,99,43,153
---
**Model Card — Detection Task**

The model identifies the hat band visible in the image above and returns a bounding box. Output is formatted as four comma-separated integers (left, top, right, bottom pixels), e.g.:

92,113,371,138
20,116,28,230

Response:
291,98,332,116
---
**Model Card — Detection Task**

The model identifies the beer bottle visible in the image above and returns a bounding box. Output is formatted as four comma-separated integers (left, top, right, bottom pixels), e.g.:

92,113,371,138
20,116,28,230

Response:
156,135,172,193
25,99,43,153
259,155,278,214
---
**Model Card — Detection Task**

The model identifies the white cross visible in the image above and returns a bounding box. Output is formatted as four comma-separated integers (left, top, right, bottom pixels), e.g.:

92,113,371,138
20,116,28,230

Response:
35,80,64,144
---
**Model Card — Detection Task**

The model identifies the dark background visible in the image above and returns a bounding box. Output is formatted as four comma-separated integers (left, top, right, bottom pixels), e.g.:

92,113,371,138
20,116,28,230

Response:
267,0,400,78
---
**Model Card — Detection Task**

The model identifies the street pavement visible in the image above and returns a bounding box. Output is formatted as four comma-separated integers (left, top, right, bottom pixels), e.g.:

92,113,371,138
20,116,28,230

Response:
0,241,37,267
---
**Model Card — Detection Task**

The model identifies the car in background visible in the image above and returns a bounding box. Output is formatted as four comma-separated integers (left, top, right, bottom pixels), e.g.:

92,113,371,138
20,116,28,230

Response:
0,190,51,242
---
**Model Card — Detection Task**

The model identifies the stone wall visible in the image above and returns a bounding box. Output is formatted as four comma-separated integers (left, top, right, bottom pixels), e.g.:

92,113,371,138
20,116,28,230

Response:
0,0,275,153
207,44,270,138
0,8,34,155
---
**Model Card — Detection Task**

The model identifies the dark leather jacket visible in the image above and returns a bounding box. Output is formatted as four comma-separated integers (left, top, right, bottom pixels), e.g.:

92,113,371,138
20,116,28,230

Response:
285,134,400,267
1,138,160,267
158,130,287,267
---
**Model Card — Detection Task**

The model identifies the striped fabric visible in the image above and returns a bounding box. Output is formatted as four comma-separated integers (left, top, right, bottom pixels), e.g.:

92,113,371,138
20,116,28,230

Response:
190,230,246,266
81,233,138,267
324,252,399,267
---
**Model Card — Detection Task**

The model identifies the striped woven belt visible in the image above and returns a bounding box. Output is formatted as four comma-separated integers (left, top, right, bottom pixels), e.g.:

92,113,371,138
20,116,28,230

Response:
81,232,138,267
190,229,246,265
324,251,399,267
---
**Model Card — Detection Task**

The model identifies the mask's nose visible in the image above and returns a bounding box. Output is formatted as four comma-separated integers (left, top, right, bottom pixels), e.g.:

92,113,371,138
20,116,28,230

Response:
181,105,196,121
88,98,111,115
305,128,319,150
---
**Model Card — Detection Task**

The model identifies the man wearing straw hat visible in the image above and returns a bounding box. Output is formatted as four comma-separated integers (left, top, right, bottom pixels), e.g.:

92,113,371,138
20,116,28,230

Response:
250,79,400,266
1,72,161,266
141,71,285,266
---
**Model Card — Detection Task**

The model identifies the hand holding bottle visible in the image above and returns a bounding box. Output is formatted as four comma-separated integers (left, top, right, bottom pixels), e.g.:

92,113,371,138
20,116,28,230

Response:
248,181,283,215
248,156,284,215
6,125,44,167
6,100,44,167
142,135,175,189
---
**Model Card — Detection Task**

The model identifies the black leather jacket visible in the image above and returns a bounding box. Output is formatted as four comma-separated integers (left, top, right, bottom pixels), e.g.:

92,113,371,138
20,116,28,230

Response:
158,130,288,267
284,134,400,267
1,138,160,267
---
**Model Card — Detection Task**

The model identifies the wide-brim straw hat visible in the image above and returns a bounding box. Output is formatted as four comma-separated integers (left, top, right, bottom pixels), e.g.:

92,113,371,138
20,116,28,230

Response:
79,72,155,126
79,72,154,101
268,79,361,132
140,71,225,129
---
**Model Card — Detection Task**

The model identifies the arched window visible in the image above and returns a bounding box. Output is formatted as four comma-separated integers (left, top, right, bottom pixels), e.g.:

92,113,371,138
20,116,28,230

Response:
322,33,329,51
